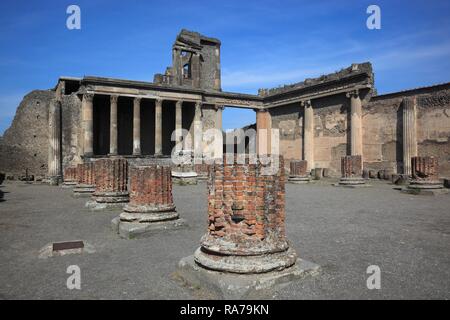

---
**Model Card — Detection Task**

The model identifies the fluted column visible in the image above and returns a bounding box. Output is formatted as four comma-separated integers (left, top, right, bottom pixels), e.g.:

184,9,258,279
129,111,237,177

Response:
109,95,118,155
302,100,314,171
155,98,163,156
82,93,94,157
133,97,141,156
403,97,417,175
48,99,61,184
175,100,183,152
347,90,363,157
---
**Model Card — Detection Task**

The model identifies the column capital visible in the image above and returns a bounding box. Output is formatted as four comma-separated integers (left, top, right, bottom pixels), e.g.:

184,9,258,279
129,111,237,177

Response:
254,108,268,113
155,98,163,105
214,104,224,111
110,95,119,104
83,93,94,102
134,97,142,104
346,89,359,99
301,100,312,108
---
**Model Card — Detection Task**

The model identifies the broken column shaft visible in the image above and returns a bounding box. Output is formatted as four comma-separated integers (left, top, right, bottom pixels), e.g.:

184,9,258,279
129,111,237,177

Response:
409,156,442,189
73,162,96,197
338,155,365,186
86,158,129,210
113,164,185,238
288,160,310,183
194,155,297,274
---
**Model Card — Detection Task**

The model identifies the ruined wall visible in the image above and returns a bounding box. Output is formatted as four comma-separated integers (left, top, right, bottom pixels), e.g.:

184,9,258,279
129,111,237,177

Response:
0,90,53,178
365,84,450,177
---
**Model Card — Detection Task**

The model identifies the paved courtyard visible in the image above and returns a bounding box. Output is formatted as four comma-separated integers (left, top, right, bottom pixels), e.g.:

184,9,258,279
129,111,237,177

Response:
0,180,449,299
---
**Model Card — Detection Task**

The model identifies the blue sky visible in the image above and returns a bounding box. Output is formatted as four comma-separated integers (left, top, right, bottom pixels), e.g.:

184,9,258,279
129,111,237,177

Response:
1,0,449,134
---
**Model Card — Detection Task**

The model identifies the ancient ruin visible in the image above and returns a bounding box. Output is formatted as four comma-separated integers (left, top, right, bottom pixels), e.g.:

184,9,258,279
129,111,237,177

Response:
0,29,448,184
72,162,96,197
177,155,319,298
338,155,366,187
288,160,310,183
112,164,186,238
86,158,129,210
62,166,77,187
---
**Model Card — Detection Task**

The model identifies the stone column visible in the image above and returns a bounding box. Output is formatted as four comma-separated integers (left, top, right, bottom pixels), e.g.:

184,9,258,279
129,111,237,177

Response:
256,109,271,155
133,97,141,156
86,158,129,210
347,90,363,157
175,100,183,152
112,165,185,239
154,99,163,156
409,156,442,189
82,93,94,157
402,97,418,176
109,95,119,155
73,162,96,197
48,99,62,185
215,105,223,160
194,101,202,162
302,100,314,171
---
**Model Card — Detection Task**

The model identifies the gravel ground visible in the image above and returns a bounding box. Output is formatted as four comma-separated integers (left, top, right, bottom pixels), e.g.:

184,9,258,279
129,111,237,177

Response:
0,180,449,299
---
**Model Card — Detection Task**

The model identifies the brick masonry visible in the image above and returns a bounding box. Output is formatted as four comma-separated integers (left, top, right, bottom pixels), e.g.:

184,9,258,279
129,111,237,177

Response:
92,158,129,204
341,155,362,178
411,156,439,182
289,160,308,177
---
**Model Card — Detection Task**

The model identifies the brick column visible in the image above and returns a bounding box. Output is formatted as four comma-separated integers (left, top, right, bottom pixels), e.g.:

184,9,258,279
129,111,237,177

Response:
82,93,94,157
73,162,96,197
402,97,418,176
347,90,363,157
109,95,119,155
62,166,77,186
113,165,185,238
339,155,365,186
409,156,442,189
193,155,298,274
133,97,141,156
288,160,310,183
48,99,62,185
87,158,129,210
154,99,163,156
302,100,314,171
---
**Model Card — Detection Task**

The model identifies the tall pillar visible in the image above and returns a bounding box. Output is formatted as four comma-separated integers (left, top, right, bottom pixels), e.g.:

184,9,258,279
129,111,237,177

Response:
109,95,118,155
256,109,271,155
215,105,223,160
83,93,94,157
133,97,141,156
48,99,62,184
302,100,314,171
194,101,202,162
175,100,183,152
347,90,363,157
402,97,417,176
154,99,163,156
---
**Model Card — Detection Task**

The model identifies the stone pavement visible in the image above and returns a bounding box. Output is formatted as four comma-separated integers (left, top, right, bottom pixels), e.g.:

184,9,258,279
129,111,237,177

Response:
0,180,449,299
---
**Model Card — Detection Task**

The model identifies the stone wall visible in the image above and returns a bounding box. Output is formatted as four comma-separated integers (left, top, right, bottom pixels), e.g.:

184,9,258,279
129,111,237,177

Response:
0,90,54,178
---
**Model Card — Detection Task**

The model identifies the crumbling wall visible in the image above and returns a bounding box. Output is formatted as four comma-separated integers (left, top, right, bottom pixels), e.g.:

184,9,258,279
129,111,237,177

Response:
365,85,450,177
0,90,54,178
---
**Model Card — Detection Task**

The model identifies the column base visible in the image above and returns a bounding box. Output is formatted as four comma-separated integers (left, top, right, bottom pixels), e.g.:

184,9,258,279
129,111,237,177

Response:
111,215,187,239
86,191,129,211
194,246,298,274
48,176,61,186
175,255,320,299
72,184,96,198
62,181,77,188
335,177,369,188
288,175,310,184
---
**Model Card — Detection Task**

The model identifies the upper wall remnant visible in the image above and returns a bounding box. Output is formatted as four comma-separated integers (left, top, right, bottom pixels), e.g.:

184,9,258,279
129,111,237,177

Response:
153,29,221,91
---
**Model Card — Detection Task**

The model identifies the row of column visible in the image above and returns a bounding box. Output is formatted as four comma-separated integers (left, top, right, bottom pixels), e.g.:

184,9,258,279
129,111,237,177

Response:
301,89,363,171
81,94,204,157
